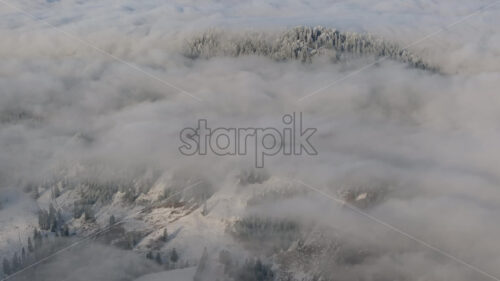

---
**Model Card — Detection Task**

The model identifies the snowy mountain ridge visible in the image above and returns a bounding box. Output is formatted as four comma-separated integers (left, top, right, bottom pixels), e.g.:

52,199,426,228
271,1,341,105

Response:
184,26,435,71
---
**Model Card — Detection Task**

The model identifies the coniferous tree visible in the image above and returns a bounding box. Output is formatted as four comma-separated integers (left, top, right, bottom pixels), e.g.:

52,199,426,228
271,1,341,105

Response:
50,220,58,233
57,210,63,225
11,252,20,272
27,238,34,253
109,215,116,226
53,186,61,198
84,207,95,221
170,248,179,263
161,228,168,242
201,201,208,216
229,258,275,281
38,210,50,230
155,253,162,265
33,228,43,250
21,248,26,264
62,224,70,236
163,259,170,270
48,204,56,224
73,203,83,219
219,250,233,274
32,188,40,200
194,247,209,281
2,258,11,276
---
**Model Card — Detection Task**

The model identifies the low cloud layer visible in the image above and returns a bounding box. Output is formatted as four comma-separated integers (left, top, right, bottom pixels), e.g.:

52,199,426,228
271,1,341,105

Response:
1,0,500,280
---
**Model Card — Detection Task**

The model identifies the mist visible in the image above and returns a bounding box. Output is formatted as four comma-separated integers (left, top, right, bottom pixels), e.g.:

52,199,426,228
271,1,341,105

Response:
1,0,500,280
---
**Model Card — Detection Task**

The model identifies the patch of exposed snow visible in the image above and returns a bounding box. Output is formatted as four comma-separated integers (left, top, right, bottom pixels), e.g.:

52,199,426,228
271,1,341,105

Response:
0,188,39,257
134,267,196,281
356,193,368,201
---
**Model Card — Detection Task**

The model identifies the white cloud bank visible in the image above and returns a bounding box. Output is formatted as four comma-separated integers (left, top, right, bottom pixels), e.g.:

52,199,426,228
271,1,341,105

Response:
0,0,500,280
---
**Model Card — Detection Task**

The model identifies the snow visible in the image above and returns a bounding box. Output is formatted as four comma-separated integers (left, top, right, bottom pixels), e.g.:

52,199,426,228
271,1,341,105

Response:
0,188,39,258
137,193,236,262
356,193,368,201
133,176,297,262
134,267,197,281
0,175,304,277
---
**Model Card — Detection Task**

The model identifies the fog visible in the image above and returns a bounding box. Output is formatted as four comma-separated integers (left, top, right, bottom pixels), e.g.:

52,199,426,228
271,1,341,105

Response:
1,0,500,280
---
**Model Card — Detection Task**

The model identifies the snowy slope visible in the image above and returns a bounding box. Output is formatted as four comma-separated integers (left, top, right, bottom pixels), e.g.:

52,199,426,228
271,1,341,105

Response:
134,266,197,281
0,188,39,258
